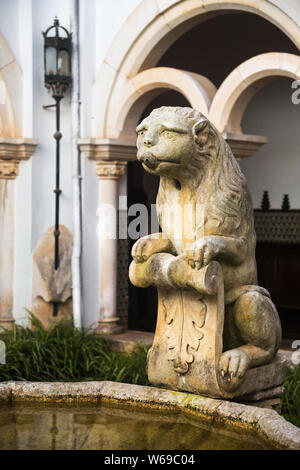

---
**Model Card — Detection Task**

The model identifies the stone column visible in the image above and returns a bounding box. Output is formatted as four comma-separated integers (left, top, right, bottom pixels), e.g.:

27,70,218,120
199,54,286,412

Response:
0,138,38,330
0,160,19,329
95,161,127,335
79,138,136,334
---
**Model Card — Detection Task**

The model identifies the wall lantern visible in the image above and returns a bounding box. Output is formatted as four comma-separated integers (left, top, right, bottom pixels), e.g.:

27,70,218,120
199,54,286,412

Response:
43,17,72,97
42,18,72,284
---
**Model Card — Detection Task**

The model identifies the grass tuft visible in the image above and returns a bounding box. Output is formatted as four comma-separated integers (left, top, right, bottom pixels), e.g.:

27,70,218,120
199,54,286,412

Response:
0,313,149,386
281,364,300,428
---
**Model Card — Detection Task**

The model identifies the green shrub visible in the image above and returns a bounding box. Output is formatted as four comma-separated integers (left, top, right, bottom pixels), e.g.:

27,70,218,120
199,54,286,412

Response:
281,364,300,428
0,314,149,386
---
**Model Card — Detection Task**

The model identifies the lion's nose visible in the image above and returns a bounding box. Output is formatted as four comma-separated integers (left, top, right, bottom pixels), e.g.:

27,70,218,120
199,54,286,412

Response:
140,154,158,169
144,137,154,147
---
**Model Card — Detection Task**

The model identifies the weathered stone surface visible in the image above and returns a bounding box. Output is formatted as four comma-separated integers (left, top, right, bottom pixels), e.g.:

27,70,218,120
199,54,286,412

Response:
129,107,283,399
240,385,285,402
257,412,300,450
238,384,285,413
0,381,299,449
8,381,104,402
249,398,281,413
102,330,154,354
31,225,73,327
0,382,11,402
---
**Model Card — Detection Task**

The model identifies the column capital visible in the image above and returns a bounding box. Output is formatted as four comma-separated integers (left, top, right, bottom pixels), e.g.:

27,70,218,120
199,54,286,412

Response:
0,137,38,180
0,160,19,179
222,132,268,160
78,138,136,163
0,137,38,161
95,160,127,180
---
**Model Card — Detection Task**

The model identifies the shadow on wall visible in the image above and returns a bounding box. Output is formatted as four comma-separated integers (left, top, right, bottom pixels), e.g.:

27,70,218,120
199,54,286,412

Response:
158,12,298,88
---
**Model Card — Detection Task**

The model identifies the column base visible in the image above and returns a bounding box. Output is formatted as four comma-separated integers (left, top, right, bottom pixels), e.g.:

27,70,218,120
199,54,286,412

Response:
93,317,124,336
0,317,15,331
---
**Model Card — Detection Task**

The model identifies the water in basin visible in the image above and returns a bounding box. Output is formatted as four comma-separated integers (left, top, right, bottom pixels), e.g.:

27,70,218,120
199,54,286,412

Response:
0,402,276,450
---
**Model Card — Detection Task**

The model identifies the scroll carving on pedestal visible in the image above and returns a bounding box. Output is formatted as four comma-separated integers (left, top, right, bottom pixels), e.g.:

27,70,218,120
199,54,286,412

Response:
163,291,206,374
129,107,286,399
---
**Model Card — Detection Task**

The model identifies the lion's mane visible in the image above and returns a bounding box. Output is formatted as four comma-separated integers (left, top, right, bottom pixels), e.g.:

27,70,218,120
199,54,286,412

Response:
151,106,254,237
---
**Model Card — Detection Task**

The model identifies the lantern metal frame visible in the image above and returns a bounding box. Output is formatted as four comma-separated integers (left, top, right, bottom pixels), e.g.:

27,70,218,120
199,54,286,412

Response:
42,18,72,315
43,17,72,97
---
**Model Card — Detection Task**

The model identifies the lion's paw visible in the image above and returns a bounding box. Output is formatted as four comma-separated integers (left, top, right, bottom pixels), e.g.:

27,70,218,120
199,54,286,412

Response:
185,237,218,270
132,238,155,263
219,349,250,383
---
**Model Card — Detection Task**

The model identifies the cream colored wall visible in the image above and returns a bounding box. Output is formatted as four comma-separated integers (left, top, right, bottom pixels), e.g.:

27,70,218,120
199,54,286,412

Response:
240,78,300,209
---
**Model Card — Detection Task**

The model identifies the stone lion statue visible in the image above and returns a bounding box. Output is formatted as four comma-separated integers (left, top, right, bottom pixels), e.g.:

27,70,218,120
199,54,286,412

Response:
130,106,282,390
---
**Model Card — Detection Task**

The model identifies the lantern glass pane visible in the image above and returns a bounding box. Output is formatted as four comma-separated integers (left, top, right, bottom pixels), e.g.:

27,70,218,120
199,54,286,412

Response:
57,50,69,76
46,47,57,75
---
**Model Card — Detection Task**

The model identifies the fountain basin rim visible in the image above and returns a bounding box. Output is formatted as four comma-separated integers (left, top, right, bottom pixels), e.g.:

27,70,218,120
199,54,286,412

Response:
0,380,299,450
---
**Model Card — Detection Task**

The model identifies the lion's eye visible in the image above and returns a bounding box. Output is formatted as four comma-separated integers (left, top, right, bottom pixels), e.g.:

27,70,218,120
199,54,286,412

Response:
137,130,146,137
162,130,174,138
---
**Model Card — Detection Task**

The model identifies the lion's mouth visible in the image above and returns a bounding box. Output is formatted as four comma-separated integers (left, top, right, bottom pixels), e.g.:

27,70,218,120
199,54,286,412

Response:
138,152,180,170
139,153,158,170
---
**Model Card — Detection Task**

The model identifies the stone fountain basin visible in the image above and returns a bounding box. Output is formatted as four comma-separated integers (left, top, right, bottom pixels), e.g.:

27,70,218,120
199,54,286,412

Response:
0,381,299,450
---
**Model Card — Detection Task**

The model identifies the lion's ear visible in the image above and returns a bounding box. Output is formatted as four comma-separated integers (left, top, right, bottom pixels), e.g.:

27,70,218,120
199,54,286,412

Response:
193,119,209,146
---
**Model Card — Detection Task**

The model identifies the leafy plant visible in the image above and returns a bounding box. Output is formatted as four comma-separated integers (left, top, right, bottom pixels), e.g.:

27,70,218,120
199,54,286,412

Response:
281,364,300,428
0,313,149,386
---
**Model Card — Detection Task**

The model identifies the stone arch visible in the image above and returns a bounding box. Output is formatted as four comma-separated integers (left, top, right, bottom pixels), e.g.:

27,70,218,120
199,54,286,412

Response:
110,67,216,140
93,0,300,139
0,31,22,137
209,52,300,133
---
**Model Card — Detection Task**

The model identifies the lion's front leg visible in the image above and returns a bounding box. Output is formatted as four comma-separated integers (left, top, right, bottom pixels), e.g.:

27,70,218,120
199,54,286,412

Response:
185,235,248,269
131,233,176,263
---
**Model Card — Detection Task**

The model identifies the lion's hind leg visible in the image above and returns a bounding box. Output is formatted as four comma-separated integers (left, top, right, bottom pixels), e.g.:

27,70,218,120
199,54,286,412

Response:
219,288,282,388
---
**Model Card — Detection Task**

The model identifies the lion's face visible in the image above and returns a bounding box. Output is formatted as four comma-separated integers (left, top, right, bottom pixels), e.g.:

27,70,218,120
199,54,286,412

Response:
136,106,250,235
136,109,196,177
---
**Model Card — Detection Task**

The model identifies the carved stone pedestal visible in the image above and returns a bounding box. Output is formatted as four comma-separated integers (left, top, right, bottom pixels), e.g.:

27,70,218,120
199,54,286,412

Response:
130,255,286,400
238,385,285,413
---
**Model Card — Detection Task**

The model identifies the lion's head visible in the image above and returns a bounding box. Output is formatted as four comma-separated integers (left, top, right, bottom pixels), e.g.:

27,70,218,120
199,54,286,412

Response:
136,106,253,236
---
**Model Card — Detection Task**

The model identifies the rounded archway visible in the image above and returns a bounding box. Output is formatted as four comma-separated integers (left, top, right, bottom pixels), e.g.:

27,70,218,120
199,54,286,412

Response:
209,52,300,133
111,67,216,140
93,0,300,138
0,31,22,137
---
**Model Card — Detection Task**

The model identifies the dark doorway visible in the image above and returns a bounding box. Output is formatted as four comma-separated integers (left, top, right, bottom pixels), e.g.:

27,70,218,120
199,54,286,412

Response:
157,12,298,87
127,160,158,332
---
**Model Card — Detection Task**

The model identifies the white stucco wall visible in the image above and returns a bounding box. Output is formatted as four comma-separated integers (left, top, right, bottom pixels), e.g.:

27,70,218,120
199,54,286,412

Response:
0,0,21,67
240,78,300,209
14,0,34,325
80,0,142,328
